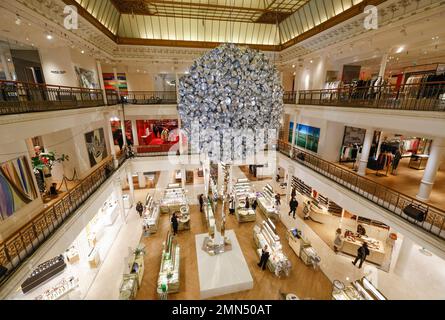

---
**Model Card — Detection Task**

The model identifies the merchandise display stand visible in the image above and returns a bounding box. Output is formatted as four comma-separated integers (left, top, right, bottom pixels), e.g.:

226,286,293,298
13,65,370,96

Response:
160,185,188,214
257,183,280,220
233,179,257,223
176,205,191,231
253,219,291,277
157,232,180,298
142,193,160,234
202,200,216,237
119,244,145,300
341,231,385,266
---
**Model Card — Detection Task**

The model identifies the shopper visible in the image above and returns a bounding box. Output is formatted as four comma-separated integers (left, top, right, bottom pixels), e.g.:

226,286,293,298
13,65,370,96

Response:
288,197,299,219
245,196,250,209
333,228,344,253
171,212,179,236
352,242,370,269
303,201,311,220
136,201,144,217
274,194,281,212
49,183,58,196
257,245,270,270
229,196,236,215
198,194,204,213
291,188,296,199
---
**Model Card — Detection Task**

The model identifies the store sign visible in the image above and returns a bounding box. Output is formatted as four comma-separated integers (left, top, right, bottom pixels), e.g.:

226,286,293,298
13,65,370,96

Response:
51,70,67,74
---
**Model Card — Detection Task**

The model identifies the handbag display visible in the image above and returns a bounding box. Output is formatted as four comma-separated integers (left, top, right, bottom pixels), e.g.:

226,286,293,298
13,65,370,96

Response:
403,204,428,222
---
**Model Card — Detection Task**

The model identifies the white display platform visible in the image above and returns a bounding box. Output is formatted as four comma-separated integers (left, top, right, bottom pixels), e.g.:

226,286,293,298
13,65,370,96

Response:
195,230,253,299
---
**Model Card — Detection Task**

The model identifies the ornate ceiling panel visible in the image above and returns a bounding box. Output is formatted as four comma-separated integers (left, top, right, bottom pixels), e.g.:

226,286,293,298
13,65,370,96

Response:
74,0,121,34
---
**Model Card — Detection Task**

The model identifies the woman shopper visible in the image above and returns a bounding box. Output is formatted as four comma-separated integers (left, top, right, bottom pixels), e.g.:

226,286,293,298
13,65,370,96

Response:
229,195,236,215
333,228,344,253
257,245,270,270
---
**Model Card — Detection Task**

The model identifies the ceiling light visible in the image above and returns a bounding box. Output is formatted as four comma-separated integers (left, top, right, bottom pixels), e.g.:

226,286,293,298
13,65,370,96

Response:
292,64,295,68
81,50,85,54
309,60,313,64
7,58,11,62
15,15,21,25
136,69,140,73
46,33,53,40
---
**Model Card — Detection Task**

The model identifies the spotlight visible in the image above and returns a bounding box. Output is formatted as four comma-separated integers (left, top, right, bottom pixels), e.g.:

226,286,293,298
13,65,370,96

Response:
81,50,85,54
46,33,53,40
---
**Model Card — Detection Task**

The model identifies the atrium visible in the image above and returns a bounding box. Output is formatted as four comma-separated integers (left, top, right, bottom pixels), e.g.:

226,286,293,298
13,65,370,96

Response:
0,0,444,302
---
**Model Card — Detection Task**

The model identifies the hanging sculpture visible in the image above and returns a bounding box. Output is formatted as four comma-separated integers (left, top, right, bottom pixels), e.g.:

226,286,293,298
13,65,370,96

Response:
178,43,284,162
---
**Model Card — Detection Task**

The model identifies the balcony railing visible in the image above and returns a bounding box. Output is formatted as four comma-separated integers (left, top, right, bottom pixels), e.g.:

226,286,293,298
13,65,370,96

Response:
283,91,297,104
0,80,115,115
297,82,445,111
121,91,177,105
0,151,127,285
277,140,445,240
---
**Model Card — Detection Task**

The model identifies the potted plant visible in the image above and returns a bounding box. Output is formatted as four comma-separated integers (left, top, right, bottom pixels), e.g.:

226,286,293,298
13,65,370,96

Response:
31,150,69,192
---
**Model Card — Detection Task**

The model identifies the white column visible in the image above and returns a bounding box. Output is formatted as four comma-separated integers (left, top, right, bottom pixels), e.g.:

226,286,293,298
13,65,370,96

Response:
181,168,186,189
0,52,12,80
104,113,118,168
290,114,298,147
286,166,295,202
131,119,139,146
127,170,135,203
119,110,127,147
96,60,107,104
416,138,445,201
357,128,374,176
137,172,146,189
393,236,414,276
376,131,385,158
114,177,127,222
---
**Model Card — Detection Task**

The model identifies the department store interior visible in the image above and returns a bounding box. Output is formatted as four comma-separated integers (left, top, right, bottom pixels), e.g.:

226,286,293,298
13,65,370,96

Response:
0,0,444,302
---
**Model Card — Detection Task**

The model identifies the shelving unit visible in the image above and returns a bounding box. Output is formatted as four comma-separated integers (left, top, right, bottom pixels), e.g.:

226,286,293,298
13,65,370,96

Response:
143,193,160,234
257,183,279,220
157,233,180,297
233,179,256,223
291,177,312,197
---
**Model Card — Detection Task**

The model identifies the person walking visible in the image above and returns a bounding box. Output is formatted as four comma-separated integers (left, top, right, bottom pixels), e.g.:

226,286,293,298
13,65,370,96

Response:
252,198,258,211
245,196,250,209
291,188,296,199
352,242,370,268
257,245,270,270
229,195,236,215
288,197,299,219
171,212,179,236
198,194,204,213
333,228,344,253
136,201,144,218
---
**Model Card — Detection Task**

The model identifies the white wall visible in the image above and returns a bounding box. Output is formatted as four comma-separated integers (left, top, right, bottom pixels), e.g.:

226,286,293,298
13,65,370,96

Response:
126,73,155,91
39,47,99,87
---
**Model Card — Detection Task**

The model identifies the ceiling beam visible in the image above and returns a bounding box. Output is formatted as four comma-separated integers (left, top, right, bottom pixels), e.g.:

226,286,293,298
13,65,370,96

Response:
117,36,281,52
62,0,117,41
281,0,388,50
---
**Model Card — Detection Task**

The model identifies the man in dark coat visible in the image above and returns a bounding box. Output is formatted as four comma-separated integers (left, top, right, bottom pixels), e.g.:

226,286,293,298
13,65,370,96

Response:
288,197,299,219
352,242,370,269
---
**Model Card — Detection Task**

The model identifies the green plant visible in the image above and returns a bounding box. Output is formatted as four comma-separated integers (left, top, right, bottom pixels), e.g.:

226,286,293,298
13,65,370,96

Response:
31,151,69,172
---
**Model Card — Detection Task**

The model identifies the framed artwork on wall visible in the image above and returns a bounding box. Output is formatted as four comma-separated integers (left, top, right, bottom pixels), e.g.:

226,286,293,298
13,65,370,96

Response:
102,72,128,95
85,128,108,168
0,156,38,220
75,66,97,89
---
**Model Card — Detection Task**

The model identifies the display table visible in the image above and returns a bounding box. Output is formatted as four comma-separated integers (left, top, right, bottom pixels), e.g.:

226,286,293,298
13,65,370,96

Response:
233,180,257,223
157,233,180,296
409,154,429,170
143,193,160,234
332,277,386,300
257,184,279,220
177,205,191,231
342,234,385,266
160,187,188,214
195,230,253,299
34,277,79,300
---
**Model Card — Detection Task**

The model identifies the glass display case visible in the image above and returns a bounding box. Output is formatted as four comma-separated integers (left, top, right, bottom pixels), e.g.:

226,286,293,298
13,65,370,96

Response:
160,186,188,214
157,232,180,297
234,180,256,223
142,193,160,234
332,277,386,300
257,183,280,220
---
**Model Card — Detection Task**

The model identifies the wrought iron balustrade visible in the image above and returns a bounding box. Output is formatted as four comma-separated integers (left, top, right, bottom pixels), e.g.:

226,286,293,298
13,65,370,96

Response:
277,140,445,240
121,91,177,105
297,81,445,111
0,80,115,115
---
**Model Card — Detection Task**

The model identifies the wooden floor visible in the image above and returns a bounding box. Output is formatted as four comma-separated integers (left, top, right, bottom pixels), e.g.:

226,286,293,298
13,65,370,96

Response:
339,158,445,211
136,204,333,300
